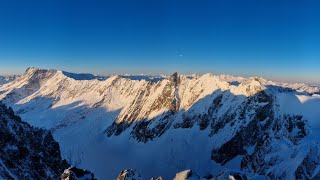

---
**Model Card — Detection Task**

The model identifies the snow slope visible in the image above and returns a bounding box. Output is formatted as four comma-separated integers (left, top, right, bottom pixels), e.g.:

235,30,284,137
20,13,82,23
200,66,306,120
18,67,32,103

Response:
1,67,320,179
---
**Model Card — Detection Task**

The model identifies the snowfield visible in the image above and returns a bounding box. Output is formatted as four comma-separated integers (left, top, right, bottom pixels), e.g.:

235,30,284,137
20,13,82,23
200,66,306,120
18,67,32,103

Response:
278,93,320,129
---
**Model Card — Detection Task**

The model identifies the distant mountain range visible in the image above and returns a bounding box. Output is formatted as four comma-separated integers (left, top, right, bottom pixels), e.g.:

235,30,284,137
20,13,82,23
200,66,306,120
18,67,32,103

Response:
0,75,18,87
1,67,320,179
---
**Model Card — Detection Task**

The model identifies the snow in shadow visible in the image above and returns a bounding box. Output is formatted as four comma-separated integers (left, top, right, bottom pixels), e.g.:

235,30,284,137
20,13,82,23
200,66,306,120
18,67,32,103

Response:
62,71,107,81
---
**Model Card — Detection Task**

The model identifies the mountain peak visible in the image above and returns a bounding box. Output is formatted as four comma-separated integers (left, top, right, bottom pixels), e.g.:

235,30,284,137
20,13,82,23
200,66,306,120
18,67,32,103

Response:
24,67,58,76
25,67,40,73
169,72,179,82
2,67,320,179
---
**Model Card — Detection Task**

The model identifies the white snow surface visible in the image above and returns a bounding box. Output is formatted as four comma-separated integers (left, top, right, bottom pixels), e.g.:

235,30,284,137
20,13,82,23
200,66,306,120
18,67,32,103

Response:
173,170,196,180
278,93,320,129
0,67,320,179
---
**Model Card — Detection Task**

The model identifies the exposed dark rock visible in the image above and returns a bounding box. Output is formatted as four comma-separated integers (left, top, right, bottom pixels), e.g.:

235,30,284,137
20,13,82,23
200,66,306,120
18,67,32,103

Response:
211,92,274,164
116,169,142,180
295,145,320,179
0,102,69,179
61,167,95,180
131,112,174,143
106,73,181,140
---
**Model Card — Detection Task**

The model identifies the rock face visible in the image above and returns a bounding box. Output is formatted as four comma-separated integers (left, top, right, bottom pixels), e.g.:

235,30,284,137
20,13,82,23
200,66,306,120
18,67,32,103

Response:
0,101,69,179
173,170,200,180
61,167,95,180
116,169,142,180
173,169,269,180
1,67,320,179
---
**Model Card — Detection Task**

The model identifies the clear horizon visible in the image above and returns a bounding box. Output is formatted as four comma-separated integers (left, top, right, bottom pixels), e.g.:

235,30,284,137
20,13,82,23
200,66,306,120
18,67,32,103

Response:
0,0,320,84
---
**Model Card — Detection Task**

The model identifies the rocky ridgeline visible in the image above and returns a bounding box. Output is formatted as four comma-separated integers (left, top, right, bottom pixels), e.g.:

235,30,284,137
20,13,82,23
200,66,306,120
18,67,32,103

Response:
0,101,94,179
115,169,269,180
1,68,320,179
61,167,95,180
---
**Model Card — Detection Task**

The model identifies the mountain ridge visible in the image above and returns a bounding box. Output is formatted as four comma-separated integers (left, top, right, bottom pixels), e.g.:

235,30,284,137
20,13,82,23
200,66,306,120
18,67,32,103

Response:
1,67,320,179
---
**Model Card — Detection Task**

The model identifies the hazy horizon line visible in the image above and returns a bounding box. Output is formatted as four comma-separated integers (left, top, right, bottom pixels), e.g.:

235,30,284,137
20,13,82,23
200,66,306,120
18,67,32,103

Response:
1,66,319,86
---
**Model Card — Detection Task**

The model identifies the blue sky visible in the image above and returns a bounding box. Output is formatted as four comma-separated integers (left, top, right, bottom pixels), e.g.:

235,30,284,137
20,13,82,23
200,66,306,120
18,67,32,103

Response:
0,0,319,83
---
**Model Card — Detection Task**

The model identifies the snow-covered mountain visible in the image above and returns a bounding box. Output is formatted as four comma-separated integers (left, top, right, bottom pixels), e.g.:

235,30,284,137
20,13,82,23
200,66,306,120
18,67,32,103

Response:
1,67,320,179
0,75,18,87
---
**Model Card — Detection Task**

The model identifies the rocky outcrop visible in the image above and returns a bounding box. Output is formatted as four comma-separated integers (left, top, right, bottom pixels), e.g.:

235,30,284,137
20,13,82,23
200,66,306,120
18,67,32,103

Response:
114,169,268,180
0,101,96,179
61,167,95,180
295,144,320,179
116,169,142,180
209,91,313,179
0,102,69,179
172,169,269,180
173,170,200,180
